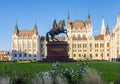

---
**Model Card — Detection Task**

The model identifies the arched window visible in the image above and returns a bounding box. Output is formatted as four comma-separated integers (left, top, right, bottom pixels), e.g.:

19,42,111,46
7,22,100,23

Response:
96,54,98,57
29,54,31,57
24,53,27,57
14,53,17,57
90,43,92,48
19,53,22,57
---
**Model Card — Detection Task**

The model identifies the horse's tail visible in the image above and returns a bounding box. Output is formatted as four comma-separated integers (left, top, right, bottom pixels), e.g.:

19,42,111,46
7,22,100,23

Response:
46,32,49,42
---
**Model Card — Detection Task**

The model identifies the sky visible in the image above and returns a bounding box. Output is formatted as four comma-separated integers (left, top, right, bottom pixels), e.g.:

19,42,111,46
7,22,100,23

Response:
0,0,120,51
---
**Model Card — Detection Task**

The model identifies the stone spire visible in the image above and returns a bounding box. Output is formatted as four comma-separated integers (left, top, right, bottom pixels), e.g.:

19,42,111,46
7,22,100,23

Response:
34,22,38,35
105,24,110,36
14,22,19,35
117,12,120,25
100,18,105,35
34,21,37,29
88,11,91,24
67,11,70,25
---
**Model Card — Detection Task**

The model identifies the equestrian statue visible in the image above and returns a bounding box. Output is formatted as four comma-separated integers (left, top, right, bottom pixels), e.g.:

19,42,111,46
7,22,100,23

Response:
46,19,67,42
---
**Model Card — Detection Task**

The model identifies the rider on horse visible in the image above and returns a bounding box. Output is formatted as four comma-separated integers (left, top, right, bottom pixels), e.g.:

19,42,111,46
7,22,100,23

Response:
52,19,59,35
53,19,57,30
46,19,67,42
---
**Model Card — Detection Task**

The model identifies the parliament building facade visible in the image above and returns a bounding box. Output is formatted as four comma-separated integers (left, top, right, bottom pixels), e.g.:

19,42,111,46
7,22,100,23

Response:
12,13,120,61
66,13,120,61
12,23,41,61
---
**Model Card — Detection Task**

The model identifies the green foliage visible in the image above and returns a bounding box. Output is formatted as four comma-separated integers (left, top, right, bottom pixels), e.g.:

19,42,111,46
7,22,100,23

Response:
52,61,92,84
114,66,120,84
0,61,120,84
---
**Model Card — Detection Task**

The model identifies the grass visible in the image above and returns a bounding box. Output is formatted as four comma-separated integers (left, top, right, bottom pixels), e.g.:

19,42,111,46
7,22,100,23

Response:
0,62,53,75
0,61,120,84
88,61,120,83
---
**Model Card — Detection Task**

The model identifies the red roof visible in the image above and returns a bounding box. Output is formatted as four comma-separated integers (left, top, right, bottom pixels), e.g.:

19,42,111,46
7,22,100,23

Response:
94,35,104,40
72,21,86,29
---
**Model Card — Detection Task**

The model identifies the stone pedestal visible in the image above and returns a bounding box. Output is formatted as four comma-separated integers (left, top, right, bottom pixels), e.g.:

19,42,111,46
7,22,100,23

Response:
42,41,74,62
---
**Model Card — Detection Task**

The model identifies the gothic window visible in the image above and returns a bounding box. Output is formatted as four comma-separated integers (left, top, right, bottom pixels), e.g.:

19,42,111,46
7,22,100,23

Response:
73,54,76,57
90,43,92,48
79,54,81,57
83,44,87,48
95,44,96,48
34,55,36,57
95,43,99,48
73,44,76,48
96,54,98,57
78,44,81,48
107,43,109,47
14,53,17,57
100,43,104,48
90,54,92,58
101,53,103,57
24,53,27,57
19,53,22,57
83,54,86,58
96,43,98,48
29,54,31,57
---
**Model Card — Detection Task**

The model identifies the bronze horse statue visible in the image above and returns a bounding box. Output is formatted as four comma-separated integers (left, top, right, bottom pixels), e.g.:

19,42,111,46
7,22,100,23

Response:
46,20,67,42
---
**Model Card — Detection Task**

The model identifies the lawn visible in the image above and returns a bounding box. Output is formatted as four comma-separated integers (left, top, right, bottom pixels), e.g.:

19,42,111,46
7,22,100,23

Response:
0,61,120,84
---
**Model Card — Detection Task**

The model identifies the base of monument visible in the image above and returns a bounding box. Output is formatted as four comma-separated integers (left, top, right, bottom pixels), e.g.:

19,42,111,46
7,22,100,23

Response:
42,55,75,62
42,41,75,62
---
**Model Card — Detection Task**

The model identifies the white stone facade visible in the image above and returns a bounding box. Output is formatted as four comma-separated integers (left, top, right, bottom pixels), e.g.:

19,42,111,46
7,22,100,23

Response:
110,13,120,60
40,13,120,61
12,23,41,61
66,13,111,60
12,13,120,61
